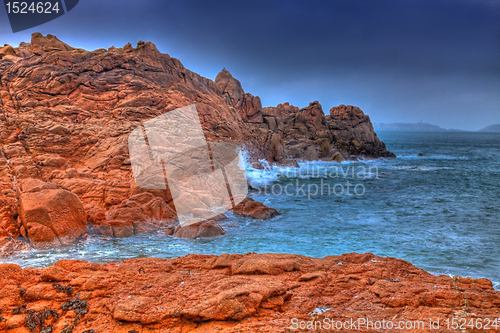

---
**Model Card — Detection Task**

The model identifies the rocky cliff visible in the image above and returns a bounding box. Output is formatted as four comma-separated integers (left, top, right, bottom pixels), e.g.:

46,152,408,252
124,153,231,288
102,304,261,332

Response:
0,33,393,253
214,69,394,165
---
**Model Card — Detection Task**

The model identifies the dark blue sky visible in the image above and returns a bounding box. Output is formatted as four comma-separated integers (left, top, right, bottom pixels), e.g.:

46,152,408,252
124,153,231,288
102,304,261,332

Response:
1,0,499,130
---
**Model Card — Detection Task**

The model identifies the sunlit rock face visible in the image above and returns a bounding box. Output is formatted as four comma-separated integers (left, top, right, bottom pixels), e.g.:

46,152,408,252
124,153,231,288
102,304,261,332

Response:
0,253,498,332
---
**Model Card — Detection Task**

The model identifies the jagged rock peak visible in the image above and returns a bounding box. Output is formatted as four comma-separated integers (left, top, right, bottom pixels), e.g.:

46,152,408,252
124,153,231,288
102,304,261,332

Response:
215,68,243,93
12,33,165,60
298,101,326,120
30,32,77,54
330,104,366,117
215,68,263,123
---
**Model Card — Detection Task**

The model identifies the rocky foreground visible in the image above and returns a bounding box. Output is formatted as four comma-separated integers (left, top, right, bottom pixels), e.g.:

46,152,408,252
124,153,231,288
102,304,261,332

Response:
0,253,499,333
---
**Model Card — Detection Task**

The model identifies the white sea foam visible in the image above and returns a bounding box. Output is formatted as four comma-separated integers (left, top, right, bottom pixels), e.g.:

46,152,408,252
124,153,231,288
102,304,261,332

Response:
239,151,280,187
241,150,380,187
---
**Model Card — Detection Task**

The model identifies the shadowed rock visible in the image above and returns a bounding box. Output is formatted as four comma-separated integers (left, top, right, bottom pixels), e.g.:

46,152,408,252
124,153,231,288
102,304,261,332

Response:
232,197,280,220
215,69,263,123
327,104,395,158
86,192,177,238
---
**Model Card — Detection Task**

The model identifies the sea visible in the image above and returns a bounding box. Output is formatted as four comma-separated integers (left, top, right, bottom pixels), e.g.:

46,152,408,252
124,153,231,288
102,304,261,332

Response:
2,131,499,289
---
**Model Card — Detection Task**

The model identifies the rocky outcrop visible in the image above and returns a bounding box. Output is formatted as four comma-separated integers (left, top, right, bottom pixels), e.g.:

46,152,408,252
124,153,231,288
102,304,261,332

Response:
0,253,498,332
0,45,16,58
30,33,78,55
0,33,393,252
327,104,394,158
246,101,395,164
212,68,394,163
0,33,246,251
215,69,263,123
280,101,333,161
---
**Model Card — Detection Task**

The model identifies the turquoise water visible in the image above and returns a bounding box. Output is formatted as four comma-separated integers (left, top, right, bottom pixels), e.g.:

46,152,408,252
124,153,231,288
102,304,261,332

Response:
3,132,500,289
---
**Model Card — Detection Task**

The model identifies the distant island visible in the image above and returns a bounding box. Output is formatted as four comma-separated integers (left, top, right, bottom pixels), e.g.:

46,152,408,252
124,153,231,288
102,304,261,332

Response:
373,121,467,132
479,124,500,133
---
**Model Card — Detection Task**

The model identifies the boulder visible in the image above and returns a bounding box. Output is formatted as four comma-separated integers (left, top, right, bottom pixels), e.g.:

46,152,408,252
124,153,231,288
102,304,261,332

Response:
330,151,345,163
0,238,30,257
17,179,87,249
232,197,280,220
86,193,177,237
172,220,226,239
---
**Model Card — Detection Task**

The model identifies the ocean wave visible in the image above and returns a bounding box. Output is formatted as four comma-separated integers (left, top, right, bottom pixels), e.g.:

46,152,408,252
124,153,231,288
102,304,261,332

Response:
396,154,469,160
241,149,466,190
242,153,382,187
240,151,281,186
386,165,454,171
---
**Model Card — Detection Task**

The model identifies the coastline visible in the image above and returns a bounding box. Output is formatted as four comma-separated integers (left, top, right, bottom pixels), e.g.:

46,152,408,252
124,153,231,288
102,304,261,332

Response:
0,33,499,332
1,252,499,332
1,33,394,258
